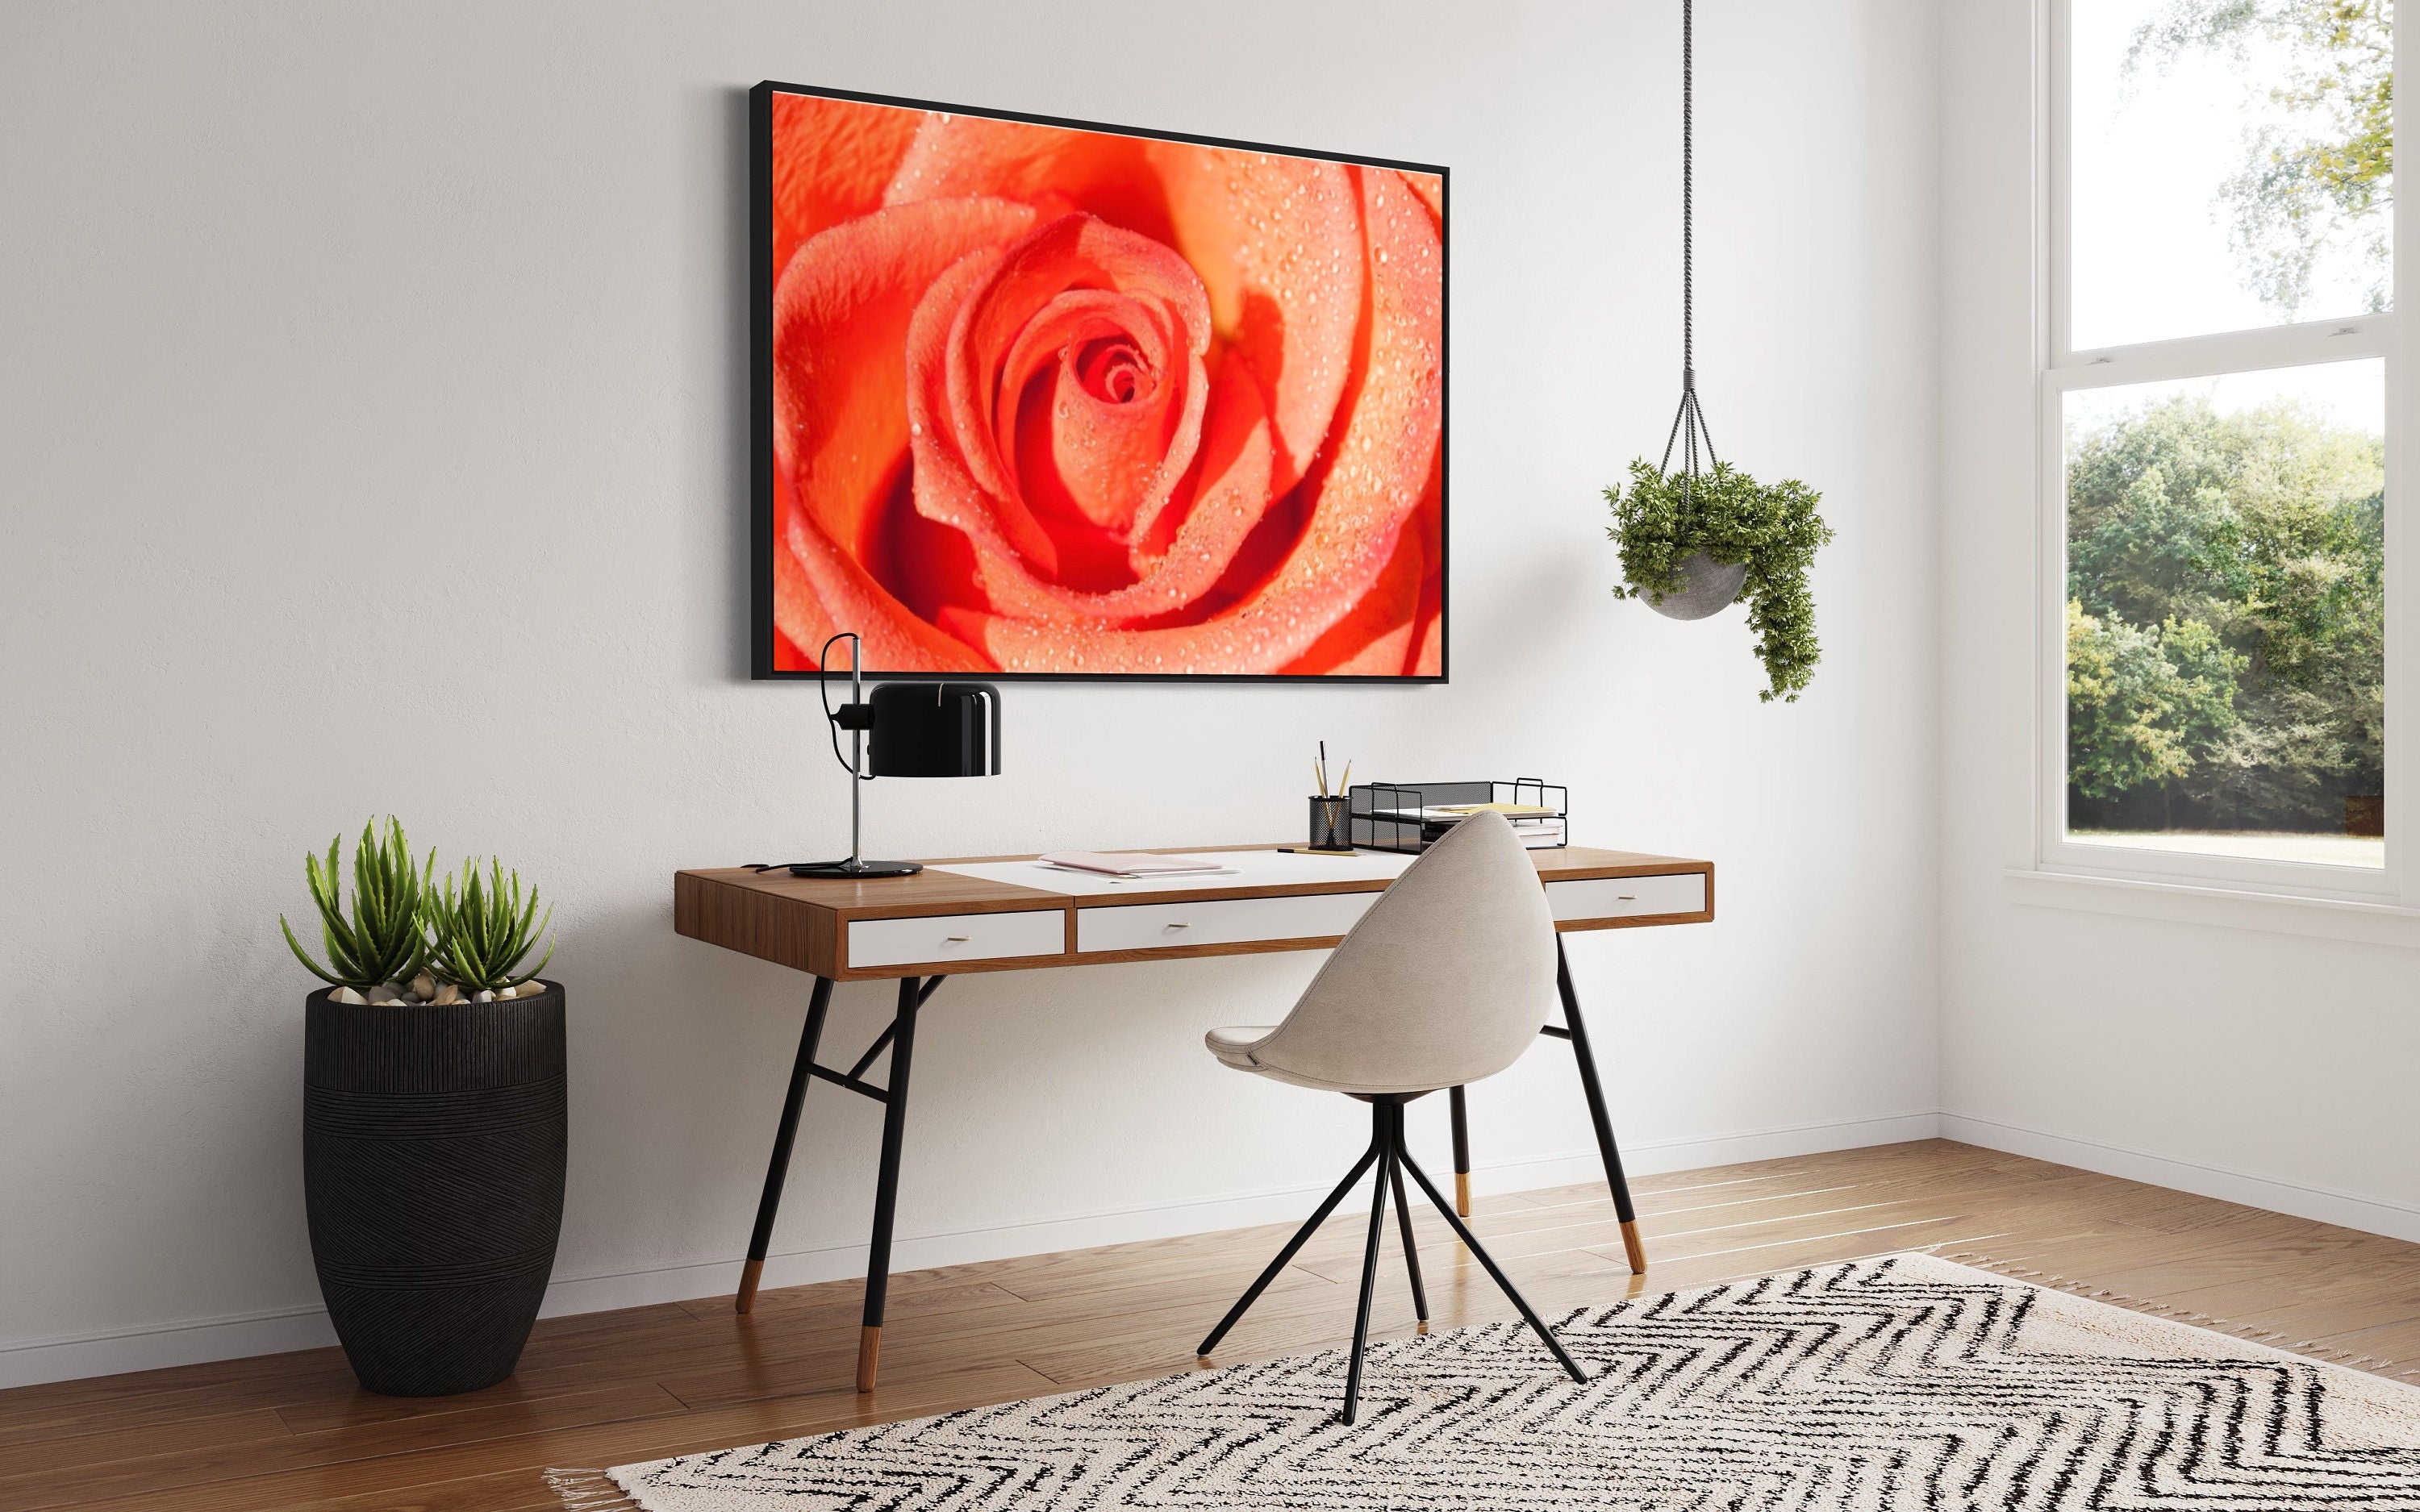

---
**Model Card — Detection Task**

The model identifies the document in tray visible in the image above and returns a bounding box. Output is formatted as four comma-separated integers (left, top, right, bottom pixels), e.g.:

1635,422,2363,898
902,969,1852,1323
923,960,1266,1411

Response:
1038,852,1231,877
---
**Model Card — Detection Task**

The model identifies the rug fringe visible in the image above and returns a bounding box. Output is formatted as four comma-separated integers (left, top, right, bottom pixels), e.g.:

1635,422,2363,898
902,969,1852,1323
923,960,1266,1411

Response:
1931,1248,2420,1385
544,1466,642,1511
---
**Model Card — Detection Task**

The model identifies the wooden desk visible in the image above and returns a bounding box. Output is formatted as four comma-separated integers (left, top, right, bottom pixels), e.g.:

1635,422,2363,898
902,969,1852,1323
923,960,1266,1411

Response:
675,843,1713,1389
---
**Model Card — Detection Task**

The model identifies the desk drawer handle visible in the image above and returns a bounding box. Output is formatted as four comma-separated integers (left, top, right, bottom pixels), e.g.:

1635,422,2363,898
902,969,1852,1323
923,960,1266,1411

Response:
1617,894,1636,902
1164,922,1191,930
944,935,971,943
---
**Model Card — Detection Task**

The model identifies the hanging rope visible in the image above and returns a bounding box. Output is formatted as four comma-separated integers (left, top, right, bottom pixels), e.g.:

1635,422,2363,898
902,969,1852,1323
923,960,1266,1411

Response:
1656,0,1718,516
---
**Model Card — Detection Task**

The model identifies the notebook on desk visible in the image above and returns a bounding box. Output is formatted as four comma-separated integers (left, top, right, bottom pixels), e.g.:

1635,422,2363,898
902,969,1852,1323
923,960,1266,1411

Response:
1038,852,1230,877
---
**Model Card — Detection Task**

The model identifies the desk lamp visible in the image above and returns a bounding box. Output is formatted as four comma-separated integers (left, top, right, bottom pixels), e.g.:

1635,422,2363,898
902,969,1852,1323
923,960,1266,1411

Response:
784,632,1001,879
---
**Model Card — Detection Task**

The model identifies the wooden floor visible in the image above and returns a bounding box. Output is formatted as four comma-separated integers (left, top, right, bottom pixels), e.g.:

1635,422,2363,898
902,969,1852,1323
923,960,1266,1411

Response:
9,1137,2420,1511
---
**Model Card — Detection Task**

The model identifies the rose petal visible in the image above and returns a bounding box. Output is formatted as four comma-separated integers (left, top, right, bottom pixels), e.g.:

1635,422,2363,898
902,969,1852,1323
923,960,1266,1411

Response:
1002,290,1181,535
905,244,1062,576
1399,169,1445,230
772,627,812,672
1282,509,1424,674
908,215,1212,590
774,198,1036,565
885,116,1362,491
780,489,993,672
886,115,1179,242
1145,144,1362,489
948,167,1441,673
1280,445,1442,674
927,354,1275,628
1404,456,1445,674
769,94,922,282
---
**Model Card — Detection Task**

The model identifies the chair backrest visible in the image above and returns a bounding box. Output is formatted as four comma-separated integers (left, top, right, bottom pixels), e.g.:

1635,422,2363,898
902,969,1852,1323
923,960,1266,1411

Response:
1245,810,1560,1094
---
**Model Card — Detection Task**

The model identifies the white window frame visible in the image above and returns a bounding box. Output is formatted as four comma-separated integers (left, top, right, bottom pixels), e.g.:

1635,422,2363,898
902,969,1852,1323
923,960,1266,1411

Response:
2035,0,2415,906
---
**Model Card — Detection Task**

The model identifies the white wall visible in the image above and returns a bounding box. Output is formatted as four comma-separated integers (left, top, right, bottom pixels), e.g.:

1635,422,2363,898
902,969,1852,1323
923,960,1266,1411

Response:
1937,1,2420,1237
0,0,1942,1387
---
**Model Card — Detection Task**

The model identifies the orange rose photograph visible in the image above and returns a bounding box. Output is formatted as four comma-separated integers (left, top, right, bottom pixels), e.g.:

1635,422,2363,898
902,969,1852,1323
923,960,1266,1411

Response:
751,83,1446,681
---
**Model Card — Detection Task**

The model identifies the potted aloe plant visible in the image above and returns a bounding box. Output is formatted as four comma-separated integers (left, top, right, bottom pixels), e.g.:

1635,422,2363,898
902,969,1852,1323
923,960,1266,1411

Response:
285,819,564,1396
1604,458,1834,703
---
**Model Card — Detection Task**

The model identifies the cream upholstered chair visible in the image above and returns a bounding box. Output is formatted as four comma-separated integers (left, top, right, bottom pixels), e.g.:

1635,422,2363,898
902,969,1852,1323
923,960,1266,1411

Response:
1195,810,1588,1422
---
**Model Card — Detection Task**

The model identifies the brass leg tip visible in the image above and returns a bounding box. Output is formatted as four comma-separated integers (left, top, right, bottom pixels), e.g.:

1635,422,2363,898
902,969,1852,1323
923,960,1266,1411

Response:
1417,1320,1430,1335
856,1325,882,1393
1454,1172,1473,1218
1196,1354,1213,1368
736,1258,765,1314
1620,1217,1647,1275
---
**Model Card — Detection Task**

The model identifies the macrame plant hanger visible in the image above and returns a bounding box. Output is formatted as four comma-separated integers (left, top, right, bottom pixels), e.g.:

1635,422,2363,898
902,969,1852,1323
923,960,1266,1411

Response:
1633,0,1744,622
1661,0,1717,516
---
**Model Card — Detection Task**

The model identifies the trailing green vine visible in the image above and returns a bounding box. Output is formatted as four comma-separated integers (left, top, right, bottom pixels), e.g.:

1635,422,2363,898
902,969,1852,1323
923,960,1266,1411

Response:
1604,458,1834,702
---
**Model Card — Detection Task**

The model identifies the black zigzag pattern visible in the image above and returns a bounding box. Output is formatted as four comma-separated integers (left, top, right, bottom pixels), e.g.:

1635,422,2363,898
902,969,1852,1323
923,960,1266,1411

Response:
608,1254,2420,1511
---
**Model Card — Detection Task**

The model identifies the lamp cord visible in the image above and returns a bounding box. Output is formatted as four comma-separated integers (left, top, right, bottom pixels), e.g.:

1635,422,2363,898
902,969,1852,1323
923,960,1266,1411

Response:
817,632,872,783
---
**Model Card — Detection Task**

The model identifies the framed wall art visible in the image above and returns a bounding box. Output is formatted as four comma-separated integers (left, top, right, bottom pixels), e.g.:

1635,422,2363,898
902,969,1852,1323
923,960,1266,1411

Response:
751,81,1446,681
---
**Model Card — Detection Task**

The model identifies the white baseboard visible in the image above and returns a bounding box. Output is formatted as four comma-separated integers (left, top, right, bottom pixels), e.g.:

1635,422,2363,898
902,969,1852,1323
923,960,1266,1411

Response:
31,1112,2412,1393
0,1306,343,1392
1939,1112,2420,1244
0,1110,1941,1390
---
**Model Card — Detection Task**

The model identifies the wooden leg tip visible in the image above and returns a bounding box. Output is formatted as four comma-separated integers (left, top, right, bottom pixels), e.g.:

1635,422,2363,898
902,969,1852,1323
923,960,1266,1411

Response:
1454,1172,1473,1218
1620,1218,1647,1275
736,1258,764,1314
1196,1354,1213,1368
856,1325,882,1392
1417,1320,1430,1335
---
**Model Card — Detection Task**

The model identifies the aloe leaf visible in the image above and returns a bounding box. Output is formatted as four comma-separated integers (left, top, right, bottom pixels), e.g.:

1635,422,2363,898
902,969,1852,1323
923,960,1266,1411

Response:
281,916,347,984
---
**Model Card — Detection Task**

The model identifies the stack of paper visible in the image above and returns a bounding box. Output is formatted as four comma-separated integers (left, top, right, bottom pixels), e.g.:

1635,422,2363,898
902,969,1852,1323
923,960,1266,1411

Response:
1362,802,1567,850
1037,852,1230,877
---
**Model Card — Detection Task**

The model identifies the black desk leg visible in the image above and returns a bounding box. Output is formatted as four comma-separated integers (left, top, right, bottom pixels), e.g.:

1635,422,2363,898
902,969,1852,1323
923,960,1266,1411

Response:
1449,1085,1472,1216
858,976,923,1391
1557,936,1646,1273
736,976,835,1314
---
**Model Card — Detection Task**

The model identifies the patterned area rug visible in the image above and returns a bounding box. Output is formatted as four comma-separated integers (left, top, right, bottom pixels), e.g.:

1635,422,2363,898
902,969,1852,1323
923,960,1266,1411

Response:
590,1253,2420,1509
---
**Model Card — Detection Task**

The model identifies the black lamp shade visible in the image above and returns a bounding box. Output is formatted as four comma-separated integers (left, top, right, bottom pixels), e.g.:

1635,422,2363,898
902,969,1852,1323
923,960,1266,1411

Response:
866,683,1001,777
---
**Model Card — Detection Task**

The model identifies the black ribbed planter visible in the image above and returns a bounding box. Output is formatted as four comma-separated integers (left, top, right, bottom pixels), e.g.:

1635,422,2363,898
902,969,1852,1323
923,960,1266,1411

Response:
303,985,565,1396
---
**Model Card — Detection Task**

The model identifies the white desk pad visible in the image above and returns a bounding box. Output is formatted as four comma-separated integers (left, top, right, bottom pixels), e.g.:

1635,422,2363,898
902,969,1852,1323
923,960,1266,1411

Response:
929,848,1419,897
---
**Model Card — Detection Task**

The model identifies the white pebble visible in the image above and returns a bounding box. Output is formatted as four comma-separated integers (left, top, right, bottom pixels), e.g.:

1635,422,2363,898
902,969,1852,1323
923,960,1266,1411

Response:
330,986,365,1005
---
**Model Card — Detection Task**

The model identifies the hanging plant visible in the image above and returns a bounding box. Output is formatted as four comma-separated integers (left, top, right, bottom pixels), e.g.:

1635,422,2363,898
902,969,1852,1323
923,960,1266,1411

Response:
1606,0,1833,703
1606,460,1830,702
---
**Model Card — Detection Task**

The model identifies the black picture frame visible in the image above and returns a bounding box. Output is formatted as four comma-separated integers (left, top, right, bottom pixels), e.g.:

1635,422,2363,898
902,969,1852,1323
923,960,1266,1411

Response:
749,80,1448,684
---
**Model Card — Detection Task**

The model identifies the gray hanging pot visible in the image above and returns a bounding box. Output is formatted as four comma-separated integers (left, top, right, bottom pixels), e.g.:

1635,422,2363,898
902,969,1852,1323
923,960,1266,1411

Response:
1642,551,1746,620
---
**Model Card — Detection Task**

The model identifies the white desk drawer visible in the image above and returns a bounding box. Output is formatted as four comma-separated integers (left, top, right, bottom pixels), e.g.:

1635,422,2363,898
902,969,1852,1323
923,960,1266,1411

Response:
1078,891,1378,953
1546,873,1705,922
847,910,1065,968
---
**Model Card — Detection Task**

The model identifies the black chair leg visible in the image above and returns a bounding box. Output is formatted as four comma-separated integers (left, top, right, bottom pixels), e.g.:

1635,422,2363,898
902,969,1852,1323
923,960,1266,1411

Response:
1449,1085,1471,1216
1387,1105,1429,1331
1396,1145,1588,1384
1339,1113,1393,1425
1197,1136,1382,1361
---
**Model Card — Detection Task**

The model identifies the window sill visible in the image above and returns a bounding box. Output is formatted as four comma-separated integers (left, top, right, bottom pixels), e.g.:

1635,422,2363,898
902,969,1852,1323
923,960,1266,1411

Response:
2001,868,2420,948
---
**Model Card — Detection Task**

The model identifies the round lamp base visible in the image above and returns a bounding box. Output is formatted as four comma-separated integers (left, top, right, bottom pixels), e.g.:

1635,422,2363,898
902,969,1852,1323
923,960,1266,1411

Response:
787,860,924,878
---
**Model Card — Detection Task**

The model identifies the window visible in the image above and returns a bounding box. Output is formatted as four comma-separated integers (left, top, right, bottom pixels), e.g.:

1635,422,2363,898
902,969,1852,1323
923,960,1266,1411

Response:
2047,0,2401,893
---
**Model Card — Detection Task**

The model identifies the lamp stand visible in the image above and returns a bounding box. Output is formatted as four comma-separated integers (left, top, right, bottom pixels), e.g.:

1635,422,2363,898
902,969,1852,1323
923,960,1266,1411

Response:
790,636,923,880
